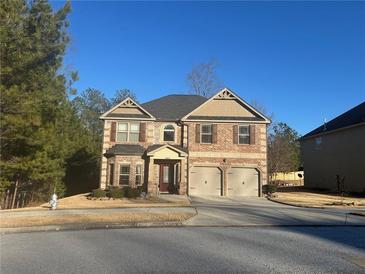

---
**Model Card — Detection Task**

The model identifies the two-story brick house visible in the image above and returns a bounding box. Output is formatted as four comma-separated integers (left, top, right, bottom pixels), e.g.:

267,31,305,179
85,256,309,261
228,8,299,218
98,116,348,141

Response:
99,88,270,197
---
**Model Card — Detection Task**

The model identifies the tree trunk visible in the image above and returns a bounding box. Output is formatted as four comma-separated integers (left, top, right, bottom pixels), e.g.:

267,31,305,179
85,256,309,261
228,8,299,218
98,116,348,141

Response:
11,179,19,209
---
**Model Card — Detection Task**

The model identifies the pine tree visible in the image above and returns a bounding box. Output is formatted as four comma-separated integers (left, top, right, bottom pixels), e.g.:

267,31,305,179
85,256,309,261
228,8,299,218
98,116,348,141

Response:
0,0,75,200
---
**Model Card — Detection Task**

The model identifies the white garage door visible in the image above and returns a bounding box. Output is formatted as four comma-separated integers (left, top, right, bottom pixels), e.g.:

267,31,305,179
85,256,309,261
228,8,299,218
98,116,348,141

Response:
228,168,259,197
189,166,222,196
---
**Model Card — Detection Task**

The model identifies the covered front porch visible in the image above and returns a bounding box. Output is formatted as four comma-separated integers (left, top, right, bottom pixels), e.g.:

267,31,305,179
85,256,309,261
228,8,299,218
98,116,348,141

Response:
146,144,188,195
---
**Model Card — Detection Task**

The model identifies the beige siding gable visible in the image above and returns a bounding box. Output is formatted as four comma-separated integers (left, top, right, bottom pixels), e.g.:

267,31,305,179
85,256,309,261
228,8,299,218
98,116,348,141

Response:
192,98,256,117
110,106,146,115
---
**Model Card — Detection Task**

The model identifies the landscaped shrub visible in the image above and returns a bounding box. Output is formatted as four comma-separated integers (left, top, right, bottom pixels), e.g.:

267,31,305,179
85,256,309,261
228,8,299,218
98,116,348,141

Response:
124,186,141,198
107,186,125,198
92,188,107,198
262,184,277,195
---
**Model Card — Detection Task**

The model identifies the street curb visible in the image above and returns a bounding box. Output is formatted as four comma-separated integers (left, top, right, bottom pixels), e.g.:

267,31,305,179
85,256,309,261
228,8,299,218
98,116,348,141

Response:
267,197,329,209
0,221,185,234
2,222,365,235
267,197,365,210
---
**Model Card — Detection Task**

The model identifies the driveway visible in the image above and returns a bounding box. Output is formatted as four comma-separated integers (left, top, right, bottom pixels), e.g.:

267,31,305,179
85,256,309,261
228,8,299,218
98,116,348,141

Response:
184,196,365,226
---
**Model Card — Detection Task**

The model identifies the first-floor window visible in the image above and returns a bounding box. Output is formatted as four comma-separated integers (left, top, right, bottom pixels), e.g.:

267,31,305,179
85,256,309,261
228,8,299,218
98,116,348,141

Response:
119,164,130,185
238,125,250,144
135,165,142,185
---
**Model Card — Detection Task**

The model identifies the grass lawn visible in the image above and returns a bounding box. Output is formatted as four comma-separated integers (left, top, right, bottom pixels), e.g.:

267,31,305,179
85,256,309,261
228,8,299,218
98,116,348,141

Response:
0,212,194,228
3,193,191,212
271,187,365,208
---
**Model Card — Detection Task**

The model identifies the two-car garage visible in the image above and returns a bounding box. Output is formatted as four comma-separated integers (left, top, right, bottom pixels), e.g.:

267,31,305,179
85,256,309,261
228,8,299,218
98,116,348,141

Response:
189,166,260,197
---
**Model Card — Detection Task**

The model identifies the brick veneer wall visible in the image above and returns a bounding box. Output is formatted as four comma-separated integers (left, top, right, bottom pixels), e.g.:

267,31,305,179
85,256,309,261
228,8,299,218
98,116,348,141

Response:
100,120,185,189
186,122,268,195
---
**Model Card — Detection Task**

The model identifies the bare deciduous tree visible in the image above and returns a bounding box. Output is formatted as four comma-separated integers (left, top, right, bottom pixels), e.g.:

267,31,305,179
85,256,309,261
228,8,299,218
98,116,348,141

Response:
187,60,222,97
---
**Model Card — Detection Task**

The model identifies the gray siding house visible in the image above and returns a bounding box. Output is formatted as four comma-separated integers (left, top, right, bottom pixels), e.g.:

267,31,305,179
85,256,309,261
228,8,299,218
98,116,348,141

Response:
300,102,365,193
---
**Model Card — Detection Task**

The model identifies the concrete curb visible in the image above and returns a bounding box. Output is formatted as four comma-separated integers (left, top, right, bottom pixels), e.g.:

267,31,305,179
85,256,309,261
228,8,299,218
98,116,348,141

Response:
0,221,184,234
267,197,365,210
2,221,365,235
267,197,326,209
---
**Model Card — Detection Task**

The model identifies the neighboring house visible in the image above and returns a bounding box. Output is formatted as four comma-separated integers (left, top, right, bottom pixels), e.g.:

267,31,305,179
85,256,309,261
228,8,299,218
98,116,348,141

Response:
300,102,365,193
99,88,271,197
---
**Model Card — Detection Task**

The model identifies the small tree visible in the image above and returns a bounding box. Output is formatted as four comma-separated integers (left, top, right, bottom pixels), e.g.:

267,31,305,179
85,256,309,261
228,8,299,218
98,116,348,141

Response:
268,123,301,181
187,60,223,97
109,89,138,106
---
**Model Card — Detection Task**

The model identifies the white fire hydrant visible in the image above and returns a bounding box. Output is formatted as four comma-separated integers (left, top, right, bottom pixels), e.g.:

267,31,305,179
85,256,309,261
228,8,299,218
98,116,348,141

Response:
50,193,58,210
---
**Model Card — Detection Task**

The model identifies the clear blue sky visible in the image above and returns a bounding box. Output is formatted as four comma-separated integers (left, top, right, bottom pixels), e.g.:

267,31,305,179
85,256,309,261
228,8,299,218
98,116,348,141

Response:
52,1,365,135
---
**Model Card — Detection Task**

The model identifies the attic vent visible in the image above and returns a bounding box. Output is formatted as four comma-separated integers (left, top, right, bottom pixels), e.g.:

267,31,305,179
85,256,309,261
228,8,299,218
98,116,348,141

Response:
216,89,235,99
122,99,137,107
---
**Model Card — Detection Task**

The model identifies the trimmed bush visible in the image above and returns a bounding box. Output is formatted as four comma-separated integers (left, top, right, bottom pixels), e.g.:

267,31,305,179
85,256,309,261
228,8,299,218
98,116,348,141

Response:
107,186,125,198
262,184,277,195
124,186,141,198
92,188,107,198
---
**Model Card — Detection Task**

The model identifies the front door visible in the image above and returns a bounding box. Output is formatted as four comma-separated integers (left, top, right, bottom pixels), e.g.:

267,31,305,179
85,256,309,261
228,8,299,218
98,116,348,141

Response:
159,164,172,193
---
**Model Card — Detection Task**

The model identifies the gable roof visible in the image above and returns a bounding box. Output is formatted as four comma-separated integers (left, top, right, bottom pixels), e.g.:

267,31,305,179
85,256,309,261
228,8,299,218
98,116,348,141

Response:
301,101,365,139
141,94,207,121
181,88,271,123
146,144,188,156
100,97,155,120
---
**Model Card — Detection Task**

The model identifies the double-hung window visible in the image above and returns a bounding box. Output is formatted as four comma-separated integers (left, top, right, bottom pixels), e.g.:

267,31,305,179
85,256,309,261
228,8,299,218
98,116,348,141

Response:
238,125,250,144
163,125,175,142
201,124,213,144
119,164,130,185
135,165,142,185
117,123,140,142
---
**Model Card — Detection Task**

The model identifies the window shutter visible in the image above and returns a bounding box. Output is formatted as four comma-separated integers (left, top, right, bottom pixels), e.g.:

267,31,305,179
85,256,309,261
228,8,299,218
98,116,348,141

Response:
233,125,238,144
195,124,200,143
250,125,256,145
139,123,146,142
110,122,116,142
212,124,218,144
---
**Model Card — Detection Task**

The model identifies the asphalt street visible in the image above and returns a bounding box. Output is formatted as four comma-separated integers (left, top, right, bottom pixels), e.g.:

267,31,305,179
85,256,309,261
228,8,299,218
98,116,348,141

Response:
1,226,365,273
185,196,365,226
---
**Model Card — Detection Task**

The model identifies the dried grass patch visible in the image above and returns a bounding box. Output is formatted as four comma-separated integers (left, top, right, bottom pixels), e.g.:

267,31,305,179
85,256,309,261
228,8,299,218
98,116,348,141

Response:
0,212,194,228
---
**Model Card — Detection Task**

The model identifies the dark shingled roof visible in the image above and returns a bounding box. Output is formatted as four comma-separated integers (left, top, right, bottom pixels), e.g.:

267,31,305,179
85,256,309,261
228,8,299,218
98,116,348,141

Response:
142,94,207,120
302,101,365,139
105,144,145,156
146,144,188,154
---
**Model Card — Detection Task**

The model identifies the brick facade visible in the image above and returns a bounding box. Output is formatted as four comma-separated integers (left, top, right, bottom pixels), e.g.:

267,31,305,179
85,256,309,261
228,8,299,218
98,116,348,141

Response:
99,90,269,196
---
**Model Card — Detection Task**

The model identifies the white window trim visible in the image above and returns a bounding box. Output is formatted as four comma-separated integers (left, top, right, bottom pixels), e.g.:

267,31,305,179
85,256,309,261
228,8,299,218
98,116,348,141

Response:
162,124,176,142
117,122,140,142
200,124,213,144
238,125,250,145
135,164,143,186
119,164,130,185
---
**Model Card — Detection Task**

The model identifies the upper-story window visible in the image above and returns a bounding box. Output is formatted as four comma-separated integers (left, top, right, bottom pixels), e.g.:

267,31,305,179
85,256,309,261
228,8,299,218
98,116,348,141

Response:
163,125,175,142
117,122,140,142
238,125,250,144
201,124,212,144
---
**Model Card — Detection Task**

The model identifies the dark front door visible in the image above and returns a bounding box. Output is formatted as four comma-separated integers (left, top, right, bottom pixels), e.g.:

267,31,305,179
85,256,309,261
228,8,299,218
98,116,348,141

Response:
159,164,172,193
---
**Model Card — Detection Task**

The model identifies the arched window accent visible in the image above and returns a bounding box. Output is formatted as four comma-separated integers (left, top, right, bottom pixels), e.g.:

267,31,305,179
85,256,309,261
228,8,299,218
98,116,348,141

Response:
163,125,175,142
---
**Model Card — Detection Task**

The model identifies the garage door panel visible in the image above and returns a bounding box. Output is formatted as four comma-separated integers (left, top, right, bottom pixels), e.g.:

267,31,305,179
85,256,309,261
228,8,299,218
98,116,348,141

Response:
228,168,259,197
189,167,222,196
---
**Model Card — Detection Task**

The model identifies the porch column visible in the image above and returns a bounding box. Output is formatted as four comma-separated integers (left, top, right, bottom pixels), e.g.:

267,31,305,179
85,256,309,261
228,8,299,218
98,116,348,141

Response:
147,158,158,196
179,157,187,195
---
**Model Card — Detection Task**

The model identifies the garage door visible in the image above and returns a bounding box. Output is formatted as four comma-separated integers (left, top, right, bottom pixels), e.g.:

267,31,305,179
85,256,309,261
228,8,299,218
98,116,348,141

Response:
189,166,222,196
228,168,259,197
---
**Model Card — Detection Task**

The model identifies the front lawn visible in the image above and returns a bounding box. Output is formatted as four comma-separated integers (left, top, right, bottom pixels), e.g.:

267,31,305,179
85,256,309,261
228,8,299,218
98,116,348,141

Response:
270,186,365,208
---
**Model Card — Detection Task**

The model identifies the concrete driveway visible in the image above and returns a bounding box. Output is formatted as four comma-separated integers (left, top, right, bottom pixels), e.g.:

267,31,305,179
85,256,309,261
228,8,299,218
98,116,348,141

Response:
184,196,365,226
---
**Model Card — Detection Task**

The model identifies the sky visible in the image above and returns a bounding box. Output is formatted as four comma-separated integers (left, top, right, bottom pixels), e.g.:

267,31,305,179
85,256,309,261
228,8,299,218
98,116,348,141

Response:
52,1,365,135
